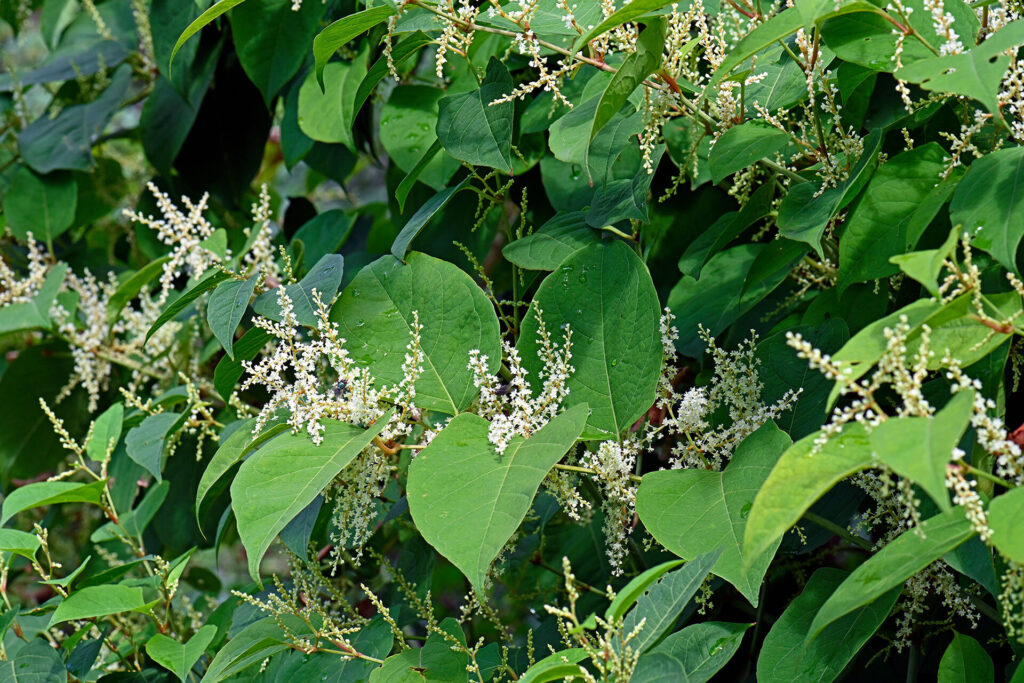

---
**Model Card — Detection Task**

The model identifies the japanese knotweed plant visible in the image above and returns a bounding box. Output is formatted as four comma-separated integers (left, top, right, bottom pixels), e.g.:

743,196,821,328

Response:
6,0,1024,678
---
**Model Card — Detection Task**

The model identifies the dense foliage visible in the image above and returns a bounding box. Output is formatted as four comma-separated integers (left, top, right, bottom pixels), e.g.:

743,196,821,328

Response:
3,0,1024,679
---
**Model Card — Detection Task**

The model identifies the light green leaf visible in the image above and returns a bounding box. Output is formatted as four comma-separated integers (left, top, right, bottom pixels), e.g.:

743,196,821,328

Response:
743,423,874,569
638,422,792,604
330,252,501,415
391,178,472,261
0,638,66,682
517,241,661,437
125,412,182,481
808,508,975,637
0,528,42,562
147,270,233,343
987,486,1024,563
298,60,365,148
706,9,803,89
708,121,790,184
890,225,961,298
1,480,107,524
3,166,77,244
353,31,432,117
590,21,665,145
949,145,1024,274
195,417,266,520
622,551,722,654
868,390,975,513
208,274,258,359
632,622,751,682
574,0,682,54
518,649,588,683
436,58,514,173
502,212,600,271
0,263,67,336
106,257,170,325
147,624,217,682
251,254,344,328
171,0,250,70
313,6,395,89
231,415,391,581
50,584,158,626
201,616,310,683
938,632,994,683
757,568,900,683
380,86,461,191
408,404,588,591
605,559,684,622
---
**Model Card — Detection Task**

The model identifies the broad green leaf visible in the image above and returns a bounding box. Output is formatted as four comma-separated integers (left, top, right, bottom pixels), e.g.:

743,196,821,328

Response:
590,21,665,145
897,20,1024,119
49,584,158,626
256,618,393,682
868,390,975,512
808,508,975,637
2,166,77,244
517,241,661,437
40,556,91,590
171,0,249,68
1,480,107,524
380,86,461,191
228,0,320,104
214,327,272,400
147,624,217,682
987,486,1024,563
890,225,961,298
631,622,751,682
757,568,900,682
231,414,391,581
408,404,588,591
708,121,790,184
396,139,443,213
298,59,366,148
202,615,311,683
743,423,874,568
837,143,953,293
106,257,171,325
208,274,258,359
125,412,182,481
0,528,42,562
252,254,345,327
574,0,682,53
502,212,600,271
938,632,994,683
147,270,233,342
0,638,66,682
195,417,258,520
622,551,722,654
949,145,1024,274
391,178,472,261
0,263,67,336
518,649,588,683
313,6,395,89
436,58,514,173
331,252,501,414
707,9,803,89
637,422,792,604
353,32,432,117
369,618,468,683
606,559,684,622
291,209,353,266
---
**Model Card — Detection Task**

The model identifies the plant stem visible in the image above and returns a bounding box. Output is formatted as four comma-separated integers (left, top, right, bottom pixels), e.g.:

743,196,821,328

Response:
804,511,873,551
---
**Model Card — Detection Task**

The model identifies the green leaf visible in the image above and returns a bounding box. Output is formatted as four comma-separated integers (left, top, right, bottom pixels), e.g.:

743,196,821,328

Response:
147,624,217,682
890,225,961,298
106,257,171,325
638,422,792,604
837,143,953,292
298,59,366,148
330,252,501,415
208,274,259,359
252,254,344,327
938,632,994,683
987,486,1024,563
380,86,461,191
896,20,1024,119
756,568,900,682
395,139,444,213
808,508,975,637
574,0,680,54
606,559,684,622
0,263,67,336
706,9,803,89
590,21,665,145
517,241,661,437
313,6,395,89
125,412,182,481
369,618,468,683
171,0,250,69
214,327,272,400
518,649,588,683
502,212,600,271
1,480,107,524
0,529,42,562
743,423,874,568
147,270,233,343
868,390,975,513
92,480,170,543
632,621,751,682
622,551,723,654
949,145,1024,274
408,404,588,591
353,32,431,117
436,58,514,173
2,166,77,244
201,616,311,683
391,178,472,261
0,638,66,682
50,584,158,626
228,0,321,104
195,418,257,520
708,121,790,184
231,414,391,581
292,209,353,266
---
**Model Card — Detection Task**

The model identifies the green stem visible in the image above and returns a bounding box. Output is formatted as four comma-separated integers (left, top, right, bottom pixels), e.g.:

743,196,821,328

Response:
804,511,873,551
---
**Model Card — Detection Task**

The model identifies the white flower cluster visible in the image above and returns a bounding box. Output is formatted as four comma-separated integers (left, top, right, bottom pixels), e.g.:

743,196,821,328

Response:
0,231,49,306
924,0,963,55
468,307,573,454
582,438,641,573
